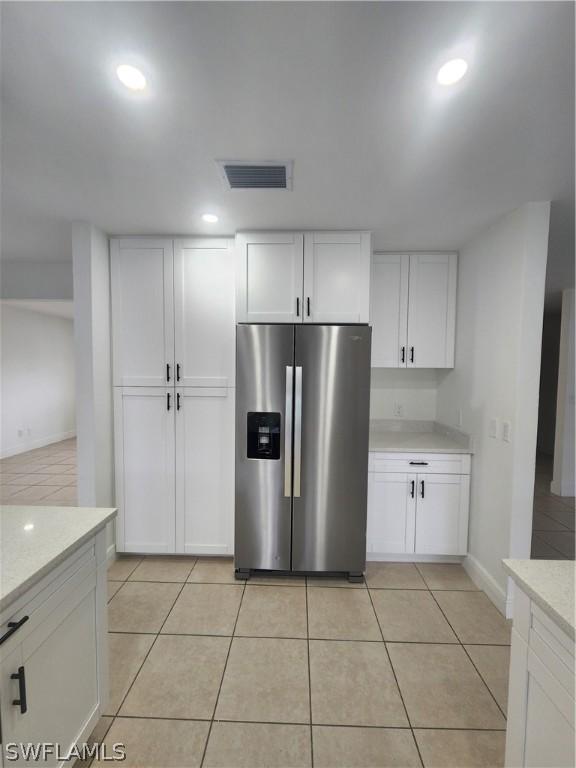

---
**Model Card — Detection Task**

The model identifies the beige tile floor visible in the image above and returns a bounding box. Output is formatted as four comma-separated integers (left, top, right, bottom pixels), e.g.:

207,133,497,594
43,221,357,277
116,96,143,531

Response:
93,557,512,767
531,454,575,560
0,438,77,505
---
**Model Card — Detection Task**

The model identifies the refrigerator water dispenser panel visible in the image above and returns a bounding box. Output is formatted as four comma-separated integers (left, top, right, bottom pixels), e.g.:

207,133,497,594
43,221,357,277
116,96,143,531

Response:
247,412,281,459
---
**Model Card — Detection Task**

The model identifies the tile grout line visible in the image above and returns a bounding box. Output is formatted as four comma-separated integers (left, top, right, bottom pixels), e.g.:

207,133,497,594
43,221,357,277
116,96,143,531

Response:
305,578,314,768
364,576,425,768
199,578,247,768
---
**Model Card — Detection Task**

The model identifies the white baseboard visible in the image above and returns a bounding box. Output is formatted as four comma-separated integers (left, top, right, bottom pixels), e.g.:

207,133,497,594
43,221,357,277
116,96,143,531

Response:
106,543,116,563
550,478,576,497
463,554,509,616
1,430,76,459
367,553,463,563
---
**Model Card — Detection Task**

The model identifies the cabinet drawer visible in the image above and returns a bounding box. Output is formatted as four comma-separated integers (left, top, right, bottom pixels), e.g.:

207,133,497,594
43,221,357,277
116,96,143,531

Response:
369,452,470,475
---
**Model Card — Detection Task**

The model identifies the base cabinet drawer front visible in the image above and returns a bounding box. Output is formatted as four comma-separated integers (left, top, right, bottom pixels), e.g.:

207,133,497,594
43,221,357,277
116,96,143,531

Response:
367,470,469,556
114,388,176,553
1,572,99,767
370,452,471,475
176,388,234,555
414,474,470,555
367,472,416,554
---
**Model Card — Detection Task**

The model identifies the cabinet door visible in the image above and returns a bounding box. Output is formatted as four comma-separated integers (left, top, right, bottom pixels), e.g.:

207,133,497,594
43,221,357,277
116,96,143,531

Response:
303,231,371,323
367,472,416,554
1,573,98,767
111,238,174,386
407,253,457,368
414,474,469,555
175,388,234,555
114,388,176,553
174,238,235,387
236,232,303,323
371,254,409,367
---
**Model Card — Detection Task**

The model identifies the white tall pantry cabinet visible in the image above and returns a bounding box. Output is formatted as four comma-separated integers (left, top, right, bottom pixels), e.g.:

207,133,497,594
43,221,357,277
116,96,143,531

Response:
111,237,235,555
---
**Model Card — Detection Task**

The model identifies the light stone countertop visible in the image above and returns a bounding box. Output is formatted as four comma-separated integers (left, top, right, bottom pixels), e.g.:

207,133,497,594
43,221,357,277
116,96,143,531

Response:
503,559,576,640
369,420,472,454
0,505,117,612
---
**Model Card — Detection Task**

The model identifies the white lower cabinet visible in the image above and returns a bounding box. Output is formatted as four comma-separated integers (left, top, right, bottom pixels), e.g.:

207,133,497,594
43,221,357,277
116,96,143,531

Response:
367,453,470,556
114,386,234,555
505,587,575,767
176,388,234,555
114,388,176,553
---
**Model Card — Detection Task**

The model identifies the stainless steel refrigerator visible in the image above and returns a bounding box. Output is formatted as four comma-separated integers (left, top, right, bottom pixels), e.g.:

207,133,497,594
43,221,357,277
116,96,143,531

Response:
235,324,371,581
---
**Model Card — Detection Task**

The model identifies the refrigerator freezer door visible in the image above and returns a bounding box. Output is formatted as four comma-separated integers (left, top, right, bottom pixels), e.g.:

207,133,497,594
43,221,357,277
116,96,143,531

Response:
235,324,295,571
292,325,371,573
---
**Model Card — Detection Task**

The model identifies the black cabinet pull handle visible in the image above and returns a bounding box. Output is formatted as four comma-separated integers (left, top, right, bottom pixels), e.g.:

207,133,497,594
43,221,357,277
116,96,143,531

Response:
307,297,311,317
421,480,425,498
166,363,171,382
409,461,429,466
401,346,405,363
167,392,171,411
176,392,181,411
176,363,181,382
11,666,27,714
410,347,415,363
410,480,415,498
296,297,300,317
0,616,29,646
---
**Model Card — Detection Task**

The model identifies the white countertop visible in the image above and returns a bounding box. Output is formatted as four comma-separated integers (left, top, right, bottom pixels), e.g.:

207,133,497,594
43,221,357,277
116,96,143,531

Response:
503,559,575,640
369,421,471,454
0,505,117,612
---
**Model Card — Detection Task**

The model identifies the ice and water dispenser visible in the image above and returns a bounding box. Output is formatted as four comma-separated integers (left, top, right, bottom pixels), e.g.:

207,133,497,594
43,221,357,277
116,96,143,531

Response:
247,412,281,460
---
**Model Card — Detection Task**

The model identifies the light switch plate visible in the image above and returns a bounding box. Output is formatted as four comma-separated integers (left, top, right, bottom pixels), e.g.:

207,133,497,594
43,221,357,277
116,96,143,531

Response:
456,409,463,428
489,417,499,439
502,421,512,442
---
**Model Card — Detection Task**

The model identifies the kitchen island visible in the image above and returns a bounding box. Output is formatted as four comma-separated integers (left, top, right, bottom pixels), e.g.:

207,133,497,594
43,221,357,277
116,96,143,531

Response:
0,505,116,765
503,559,575,768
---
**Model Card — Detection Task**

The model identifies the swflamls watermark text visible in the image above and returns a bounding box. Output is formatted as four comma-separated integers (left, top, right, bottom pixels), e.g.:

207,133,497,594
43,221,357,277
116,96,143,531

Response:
4,742,126,762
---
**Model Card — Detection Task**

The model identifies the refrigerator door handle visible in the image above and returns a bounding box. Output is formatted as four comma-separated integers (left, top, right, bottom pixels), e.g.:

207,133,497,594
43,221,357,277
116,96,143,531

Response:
284,366,294,497
293,366,303,497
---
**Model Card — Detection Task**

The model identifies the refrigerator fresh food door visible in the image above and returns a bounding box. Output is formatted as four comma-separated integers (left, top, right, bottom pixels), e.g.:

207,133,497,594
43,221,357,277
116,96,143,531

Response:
235,324,295,571
292,325,371,573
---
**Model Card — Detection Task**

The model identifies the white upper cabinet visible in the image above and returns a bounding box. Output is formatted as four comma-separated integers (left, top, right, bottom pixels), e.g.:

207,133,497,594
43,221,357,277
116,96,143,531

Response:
407,253,457,368
175,387,235,555
236,232,304,323
303,232,371,323
371,254,409,367
371,252,457,369
111,238,174,386
174,238,235,387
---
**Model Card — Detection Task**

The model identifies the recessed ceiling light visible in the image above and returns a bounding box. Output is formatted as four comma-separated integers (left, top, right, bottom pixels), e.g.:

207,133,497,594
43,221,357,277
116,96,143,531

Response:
202,213,218,223
437,58,468,86
23,523,34,532
116,64,147,91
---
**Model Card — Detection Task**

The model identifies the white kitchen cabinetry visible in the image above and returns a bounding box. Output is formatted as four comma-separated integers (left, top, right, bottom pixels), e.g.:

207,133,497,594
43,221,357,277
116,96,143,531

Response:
0,531,109,767
236,231,371,324
367,453,470,557
303,232,371,323
111,238,174,386
505,587,575,768
236,232,304,323
176,388,235,555
114,388,176,553
371,252,457,368
174,238,236,386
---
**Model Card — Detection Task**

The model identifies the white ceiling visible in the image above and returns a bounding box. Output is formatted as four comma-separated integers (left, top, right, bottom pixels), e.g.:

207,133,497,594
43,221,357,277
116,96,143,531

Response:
1,300,74,320
1,2,573,308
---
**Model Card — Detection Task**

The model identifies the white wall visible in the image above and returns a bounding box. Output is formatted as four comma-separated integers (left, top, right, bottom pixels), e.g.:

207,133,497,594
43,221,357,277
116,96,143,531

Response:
436,202,550,615
1,303,76,457
552,288,575,496
370,369,438,421
1,260,73,300
73,223,114,546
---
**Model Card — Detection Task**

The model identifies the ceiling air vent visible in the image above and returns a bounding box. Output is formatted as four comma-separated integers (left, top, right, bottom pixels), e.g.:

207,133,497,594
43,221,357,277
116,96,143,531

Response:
216,160,293,190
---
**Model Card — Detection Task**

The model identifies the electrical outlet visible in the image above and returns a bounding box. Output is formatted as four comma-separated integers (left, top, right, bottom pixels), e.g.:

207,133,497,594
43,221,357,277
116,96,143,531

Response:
502,421,512,442
26,427,32,437
17,428,24,438
393,402,405,418
489,417,499,439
